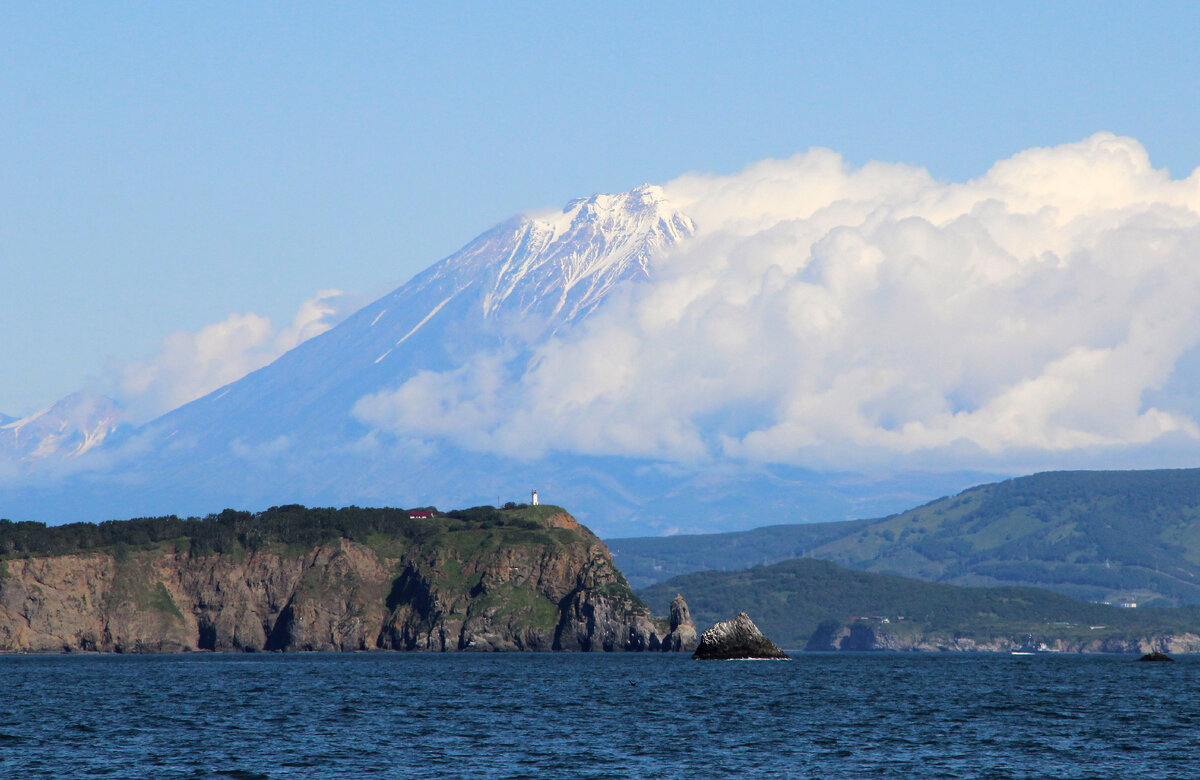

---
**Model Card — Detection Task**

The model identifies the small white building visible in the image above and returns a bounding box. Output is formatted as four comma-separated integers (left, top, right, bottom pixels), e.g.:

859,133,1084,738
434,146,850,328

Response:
531,490,539,506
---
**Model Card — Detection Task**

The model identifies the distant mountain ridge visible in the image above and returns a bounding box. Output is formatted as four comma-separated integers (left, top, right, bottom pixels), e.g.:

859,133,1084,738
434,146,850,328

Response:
615,468,1200,605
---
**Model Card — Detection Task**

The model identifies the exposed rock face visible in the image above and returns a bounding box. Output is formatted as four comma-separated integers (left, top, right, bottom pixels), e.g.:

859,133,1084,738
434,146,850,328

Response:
659,594,697,652
693,612,788,660
1138,651,1175,662
0,511,674,653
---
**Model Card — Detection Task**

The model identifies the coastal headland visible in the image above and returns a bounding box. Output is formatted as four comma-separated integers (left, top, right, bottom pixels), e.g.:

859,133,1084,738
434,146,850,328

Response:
0,504,695,653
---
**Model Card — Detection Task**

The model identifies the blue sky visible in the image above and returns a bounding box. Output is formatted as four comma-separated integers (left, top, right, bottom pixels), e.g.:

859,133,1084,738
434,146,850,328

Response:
3,1,1199,416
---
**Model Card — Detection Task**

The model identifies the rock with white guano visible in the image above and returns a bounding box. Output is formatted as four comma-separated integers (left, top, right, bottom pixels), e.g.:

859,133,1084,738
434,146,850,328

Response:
693,611,789,660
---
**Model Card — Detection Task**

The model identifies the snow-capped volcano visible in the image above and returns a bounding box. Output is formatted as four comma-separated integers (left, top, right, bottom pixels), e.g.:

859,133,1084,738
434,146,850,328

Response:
0,182,979,534
134,185,694,446
0,186,707,528
371,183,693,359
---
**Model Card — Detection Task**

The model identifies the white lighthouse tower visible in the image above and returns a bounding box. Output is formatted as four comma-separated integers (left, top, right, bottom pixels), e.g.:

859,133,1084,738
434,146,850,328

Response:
531,490,539,506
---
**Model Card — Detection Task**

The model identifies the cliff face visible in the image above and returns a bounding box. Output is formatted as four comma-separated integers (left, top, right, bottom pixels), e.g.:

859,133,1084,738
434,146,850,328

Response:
0,509,670,653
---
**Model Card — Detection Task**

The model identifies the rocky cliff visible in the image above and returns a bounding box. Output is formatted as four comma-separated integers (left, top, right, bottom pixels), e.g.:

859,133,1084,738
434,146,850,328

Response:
0,505,675,653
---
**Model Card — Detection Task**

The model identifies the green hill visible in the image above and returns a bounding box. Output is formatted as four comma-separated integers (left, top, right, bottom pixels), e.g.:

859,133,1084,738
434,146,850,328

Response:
639,557,1200,650
608,518,872,588
614,468,1200,605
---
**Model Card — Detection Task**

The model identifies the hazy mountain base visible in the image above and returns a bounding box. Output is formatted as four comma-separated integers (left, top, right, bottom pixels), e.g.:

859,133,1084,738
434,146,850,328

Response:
0,438,988,540
0,505,685,653
616,468,1200,606
639,558,1200,653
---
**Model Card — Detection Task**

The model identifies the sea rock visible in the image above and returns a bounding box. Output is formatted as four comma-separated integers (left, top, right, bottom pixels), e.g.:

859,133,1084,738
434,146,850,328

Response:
693,612,788,660
659,594,697,652
1138,651,1175,662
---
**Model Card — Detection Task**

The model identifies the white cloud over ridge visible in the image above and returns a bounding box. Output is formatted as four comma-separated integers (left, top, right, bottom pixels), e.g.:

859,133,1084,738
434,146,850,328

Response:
357,134,1200,471
113,290,354,422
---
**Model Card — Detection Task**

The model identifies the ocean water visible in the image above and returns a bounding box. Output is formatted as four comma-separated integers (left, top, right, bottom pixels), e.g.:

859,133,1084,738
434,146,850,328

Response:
1,652,1197,779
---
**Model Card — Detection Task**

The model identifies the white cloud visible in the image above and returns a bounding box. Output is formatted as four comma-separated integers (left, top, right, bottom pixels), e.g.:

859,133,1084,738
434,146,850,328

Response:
112,290,355,422
356,134,1200,471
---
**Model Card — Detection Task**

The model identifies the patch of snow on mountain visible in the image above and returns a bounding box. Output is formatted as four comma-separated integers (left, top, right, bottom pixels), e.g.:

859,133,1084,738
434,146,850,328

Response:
394,291,465,347
0,393,127,461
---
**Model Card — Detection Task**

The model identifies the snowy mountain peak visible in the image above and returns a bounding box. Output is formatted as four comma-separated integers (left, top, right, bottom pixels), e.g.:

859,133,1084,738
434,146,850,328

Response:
559,183,672,222
345,186,697,372
544,184,686,244
426,184,695,324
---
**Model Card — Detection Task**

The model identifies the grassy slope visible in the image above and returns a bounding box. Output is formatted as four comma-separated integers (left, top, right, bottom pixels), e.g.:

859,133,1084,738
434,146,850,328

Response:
639,557,1200,649
608,518,872,588
615,468,1200,605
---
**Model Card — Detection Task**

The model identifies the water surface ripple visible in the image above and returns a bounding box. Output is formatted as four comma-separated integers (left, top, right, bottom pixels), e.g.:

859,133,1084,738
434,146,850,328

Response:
1,652,1197,778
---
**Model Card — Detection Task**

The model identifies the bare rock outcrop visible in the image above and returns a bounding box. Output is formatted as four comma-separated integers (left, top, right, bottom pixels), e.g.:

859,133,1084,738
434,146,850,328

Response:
693,612,788,660
659,594,697,652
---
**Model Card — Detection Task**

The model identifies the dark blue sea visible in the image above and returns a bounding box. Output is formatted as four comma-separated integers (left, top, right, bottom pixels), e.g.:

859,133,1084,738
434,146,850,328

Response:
1,652,1197,778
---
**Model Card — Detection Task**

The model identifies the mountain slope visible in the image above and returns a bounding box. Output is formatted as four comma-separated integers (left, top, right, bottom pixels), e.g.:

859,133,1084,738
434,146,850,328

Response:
138,184,693,448
618,468,1200,605
813,468,1200,605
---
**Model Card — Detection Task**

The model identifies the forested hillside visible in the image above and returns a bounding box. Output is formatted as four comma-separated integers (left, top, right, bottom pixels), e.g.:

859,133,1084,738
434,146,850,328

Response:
640,557,1200,651
617,468,1200,606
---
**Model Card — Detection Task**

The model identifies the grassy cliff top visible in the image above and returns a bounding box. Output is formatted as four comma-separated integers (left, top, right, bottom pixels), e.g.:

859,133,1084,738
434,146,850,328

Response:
0,503,589,560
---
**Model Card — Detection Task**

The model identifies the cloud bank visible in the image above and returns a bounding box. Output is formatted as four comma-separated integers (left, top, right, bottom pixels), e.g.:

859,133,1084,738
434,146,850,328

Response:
112,290,355,422
356,134,1200,471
